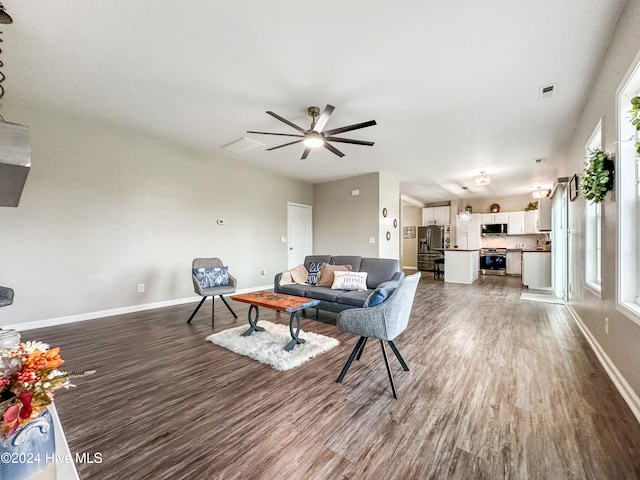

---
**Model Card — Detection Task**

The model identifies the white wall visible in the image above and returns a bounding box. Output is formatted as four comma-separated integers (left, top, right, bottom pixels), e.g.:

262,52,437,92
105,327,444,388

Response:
378,172,400,259
401,205,420,269
563,0,640,407
0,104,312,327
313,172,400,259
313,173,379,257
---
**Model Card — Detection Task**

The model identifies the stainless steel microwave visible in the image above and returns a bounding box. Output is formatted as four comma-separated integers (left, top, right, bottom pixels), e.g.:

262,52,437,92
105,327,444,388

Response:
481,223,508,235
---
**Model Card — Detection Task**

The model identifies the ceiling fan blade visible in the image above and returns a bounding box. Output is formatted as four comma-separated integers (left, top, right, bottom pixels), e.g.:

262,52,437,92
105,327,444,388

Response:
266,139,303,151
325,137,375,146
301,147,311,160
266,111,307,134
313,104,335,132
323,142,345,158
247,131,304,138
323,120,377,136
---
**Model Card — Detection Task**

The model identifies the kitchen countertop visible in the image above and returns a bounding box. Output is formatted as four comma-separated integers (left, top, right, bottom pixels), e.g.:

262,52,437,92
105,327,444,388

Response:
506,248,551,252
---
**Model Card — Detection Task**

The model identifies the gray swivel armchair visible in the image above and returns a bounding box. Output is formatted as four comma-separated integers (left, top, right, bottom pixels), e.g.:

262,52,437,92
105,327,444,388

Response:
0,286,13,307
186,258,238,328
336,272,421,399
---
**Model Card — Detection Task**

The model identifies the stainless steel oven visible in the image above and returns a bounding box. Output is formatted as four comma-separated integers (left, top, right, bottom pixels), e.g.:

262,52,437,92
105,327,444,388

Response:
479,248,507,275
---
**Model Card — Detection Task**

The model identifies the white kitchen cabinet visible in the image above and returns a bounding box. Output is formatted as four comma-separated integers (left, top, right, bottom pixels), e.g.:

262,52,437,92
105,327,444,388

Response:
507,211,525,235
423,206,450,226
506,251,522,275
444,249,479,284
469,213,481,229
524,210,539,234
538,197,551,231
522,251,551,289
481,212,509,224
455,214,481,250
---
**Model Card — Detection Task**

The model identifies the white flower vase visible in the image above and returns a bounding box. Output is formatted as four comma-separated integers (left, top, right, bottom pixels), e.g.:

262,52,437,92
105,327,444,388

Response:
0,408,56,480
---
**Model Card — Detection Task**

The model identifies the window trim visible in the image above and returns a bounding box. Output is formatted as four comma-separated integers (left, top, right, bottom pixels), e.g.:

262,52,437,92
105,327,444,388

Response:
584,120,602,298
615,48,640,327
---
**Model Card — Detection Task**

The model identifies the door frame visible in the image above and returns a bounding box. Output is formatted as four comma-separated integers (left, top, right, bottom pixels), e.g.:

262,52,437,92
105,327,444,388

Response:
287,202,313,269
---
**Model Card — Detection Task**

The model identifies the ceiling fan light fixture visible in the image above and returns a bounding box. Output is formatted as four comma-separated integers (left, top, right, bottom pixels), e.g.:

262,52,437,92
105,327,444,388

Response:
474,171,491,186
303,132,324,148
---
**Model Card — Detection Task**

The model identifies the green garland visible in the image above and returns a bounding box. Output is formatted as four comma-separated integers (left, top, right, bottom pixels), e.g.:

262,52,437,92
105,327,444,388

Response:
581,149,614,203
631,96,640,157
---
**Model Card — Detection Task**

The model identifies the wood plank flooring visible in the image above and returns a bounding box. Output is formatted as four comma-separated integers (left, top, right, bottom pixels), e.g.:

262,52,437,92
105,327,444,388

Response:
23,275,640,479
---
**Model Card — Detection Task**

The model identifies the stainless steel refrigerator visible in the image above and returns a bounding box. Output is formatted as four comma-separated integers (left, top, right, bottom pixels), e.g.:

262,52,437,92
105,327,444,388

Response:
418,225,445,272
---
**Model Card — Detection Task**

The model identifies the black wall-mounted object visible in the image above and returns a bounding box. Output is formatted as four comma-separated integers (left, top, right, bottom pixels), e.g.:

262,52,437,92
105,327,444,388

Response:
569,174,579,202
0,121,30,207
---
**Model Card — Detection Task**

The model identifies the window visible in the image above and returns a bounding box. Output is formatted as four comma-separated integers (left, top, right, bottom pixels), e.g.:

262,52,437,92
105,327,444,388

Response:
617,52,640,325
585,121,602,295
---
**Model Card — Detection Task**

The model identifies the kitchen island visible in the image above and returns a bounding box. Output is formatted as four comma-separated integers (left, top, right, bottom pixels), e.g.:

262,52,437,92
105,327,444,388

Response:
522,250,551,289
444,249,479,284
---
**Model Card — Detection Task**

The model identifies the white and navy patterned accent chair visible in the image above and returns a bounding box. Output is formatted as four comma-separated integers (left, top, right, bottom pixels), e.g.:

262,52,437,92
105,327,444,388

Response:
186,258,238,329
336,272,421,399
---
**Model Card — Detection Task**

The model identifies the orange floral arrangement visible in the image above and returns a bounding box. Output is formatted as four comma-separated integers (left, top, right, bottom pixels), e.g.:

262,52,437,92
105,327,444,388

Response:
0,341,92,439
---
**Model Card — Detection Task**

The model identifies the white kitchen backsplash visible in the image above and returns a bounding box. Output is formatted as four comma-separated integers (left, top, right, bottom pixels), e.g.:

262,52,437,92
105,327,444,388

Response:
482,234,539,250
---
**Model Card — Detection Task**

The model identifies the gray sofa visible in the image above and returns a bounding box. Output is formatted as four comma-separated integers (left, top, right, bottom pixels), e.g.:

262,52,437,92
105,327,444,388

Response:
274,255,404,313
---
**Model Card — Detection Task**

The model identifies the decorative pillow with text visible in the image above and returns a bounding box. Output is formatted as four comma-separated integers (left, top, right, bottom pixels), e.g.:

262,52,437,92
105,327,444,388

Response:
331,271,368,291
307,262,324,285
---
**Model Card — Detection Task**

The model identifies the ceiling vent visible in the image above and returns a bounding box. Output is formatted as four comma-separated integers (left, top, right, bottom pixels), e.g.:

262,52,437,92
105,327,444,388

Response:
538,84,556,100
221,137,265,154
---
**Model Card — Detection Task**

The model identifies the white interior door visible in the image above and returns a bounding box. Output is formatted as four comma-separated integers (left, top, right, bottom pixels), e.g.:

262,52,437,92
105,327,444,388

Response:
287,203,312,269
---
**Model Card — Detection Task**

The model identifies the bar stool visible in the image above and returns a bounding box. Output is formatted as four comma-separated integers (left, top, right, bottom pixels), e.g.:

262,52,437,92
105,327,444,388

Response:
434,258,445,280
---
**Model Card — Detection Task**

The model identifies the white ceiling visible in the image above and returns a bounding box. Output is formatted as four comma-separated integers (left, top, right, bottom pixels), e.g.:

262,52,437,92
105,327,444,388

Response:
1,1,626,204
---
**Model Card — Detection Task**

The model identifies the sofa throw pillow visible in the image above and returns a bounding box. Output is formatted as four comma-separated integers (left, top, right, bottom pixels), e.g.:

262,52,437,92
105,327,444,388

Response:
307,262,324,285
279,271,294,286
331,271,368,291
316,264,353,287
193,266,229,288
364,286,396,307
288,264,309,284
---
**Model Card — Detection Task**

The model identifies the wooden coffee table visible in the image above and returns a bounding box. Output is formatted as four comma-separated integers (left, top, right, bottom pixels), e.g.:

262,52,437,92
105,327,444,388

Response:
231,291,320,351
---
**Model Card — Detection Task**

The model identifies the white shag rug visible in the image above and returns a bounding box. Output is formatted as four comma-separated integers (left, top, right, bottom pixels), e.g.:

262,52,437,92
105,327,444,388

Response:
205,320,339,371
520,292,565,304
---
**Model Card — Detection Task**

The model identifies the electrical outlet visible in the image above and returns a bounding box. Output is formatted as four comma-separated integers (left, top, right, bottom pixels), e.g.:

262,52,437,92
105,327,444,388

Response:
261,270,267,277
605,317,609,335
138,283,145,293
369,237,376,244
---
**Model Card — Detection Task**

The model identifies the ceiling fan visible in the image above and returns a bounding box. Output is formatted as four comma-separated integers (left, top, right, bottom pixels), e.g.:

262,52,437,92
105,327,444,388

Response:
247,104,376,159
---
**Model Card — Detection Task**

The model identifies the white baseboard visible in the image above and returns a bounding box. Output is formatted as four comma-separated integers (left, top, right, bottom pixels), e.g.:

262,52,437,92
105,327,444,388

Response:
567,304,640,424
4,284,273,332
403,265,418,270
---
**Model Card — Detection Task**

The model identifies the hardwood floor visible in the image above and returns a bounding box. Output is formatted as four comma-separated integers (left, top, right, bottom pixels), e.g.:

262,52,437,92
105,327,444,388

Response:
24,275,640,479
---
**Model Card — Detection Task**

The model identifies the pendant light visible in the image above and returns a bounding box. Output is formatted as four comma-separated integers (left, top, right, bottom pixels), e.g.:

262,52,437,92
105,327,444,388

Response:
458,186,472,221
